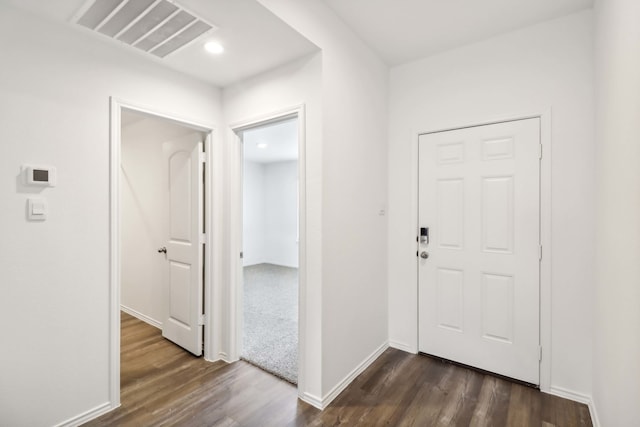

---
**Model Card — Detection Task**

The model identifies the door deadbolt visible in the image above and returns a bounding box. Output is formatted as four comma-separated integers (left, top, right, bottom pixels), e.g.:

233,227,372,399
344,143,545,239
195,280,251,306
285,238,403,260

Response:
420,227,429,244
420,251,429,259
157,247,167,254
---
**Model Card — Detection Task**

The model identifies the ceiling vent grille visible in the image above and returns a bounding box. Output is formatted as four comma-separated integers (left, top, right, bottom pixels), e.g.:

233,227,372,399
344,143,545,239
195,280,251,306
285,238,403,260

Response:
75,0,216,58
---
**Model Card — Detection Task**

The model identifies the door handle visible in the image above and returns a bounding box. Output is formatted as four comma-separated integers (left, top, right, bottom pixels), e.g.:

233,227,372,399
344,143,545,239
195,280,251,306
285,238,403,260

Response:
157,247,167,254
420,251,429,259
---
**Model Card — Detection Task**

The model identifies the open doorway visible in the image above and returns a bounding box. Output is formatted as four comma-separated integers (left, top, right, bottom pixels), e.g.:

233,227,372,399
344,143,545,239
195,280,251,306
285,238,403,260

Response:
110,101,214,404
120,108,207,351
239,117,299,384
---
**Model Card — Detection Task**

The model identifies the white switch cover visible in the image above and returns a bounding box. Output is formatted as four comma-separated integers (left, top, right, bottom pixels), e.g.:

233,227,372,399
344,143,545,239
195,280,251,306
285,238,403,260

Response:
28,198,47,221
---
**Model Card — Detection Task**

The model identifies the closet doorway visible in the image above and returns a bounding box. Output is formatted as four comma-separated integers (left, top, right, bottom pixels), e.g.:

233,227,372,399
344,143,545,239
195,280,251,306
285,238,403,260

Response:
109,99,216,406
120,108,209,356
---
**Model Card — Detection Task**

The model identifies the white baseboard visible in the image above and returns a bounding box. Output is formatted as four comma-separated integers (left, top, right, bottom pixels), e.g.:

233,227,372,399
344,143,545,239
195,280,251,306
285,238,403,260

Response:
244,261,299,269
389,340,417,354
218,352,233,363
319,342,389,409
299,391,323,410
242,261,266,267
546,386,599,427
589,401,601,427
53,402,116,427
120,305,162,329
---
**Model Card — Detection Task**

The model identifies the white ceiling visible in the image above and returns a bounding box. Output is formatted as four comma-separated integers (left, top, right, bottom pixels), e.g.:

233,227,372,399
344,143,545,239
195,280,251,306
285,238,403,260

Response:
6,0,596,87
242,118,298,164
5,0,319,87
323,0,594,65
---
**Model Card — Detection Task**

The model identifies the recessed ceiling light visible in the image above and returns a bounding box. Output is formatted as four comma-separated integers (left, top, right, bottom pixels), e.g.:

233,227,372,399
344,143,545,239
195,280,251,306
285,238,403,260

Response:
204,41,224,54
256,142,268,149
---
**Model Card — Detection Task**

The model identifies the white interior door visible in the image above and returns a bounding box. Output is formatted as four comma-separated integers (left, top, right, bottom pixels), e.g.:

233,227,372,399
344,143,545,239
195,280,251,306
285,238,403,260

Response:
418,118,540,384
162,140,204,356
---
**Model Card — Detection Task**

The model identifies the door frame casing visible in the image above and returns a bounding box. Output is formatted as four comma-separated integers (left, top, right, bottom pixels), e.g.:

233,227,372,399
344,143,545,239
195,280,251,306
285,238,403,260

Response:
412,110,552,392
226,105,307,398
108,97,216,408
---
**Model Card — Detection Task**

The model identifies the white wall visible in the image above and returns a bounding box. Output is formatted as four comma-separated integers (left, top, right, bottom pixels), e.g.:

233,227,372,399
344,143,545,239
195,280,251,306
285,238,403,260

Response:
387,10,595,398
0,4,222,426
264,160,298,267
593,1,640,425
242,160,266,266
121,117,204,326
243,160,298,268
223,52,323,397
257,0,389,402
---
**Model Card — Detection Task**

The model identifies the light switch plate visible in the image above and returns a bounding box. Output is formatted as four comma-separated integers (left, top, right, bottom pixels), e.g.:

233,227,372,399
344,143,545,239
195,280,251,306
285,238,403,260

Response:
27,198,47,221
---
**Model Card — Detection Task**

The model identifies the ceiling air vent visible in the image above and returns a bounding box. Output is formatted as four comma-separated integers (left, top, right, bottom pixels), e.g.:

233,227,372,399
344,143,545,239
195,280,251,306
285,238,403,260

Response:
75,0,216,58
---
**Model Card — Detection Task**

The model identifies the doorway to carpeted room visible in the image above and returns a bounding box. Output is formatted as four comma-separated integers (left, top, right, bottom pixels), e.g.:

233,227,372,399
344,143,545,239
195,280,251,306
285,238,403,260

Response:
242,263,298,383
239,117,299,384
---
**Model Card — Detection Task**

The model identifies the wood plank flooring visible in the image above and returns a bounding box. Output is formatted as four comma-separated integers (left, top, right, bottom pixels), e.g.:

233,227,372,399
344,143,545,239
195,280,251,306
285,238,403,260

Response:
83,313,592,426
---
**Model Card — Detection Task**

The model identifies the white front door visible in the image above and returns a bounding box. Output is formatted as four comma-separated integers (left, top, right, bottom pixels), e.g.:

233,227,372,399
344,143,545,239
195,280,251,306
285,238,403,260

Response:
418,118,540,384
161,140,204,356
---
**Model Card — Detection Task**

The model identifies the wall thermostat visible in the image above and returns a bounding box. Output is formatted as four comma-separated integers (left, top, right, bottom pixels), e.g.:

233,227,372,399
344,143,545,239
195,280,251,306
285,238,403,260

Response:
24,165,56,187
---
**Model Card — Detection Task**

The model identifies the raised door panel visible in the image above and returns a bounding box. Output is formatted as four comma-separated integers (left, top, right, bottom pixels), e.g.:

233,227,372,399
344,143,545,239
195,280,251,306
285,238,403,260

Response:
436,268,464,333
437,179,465,250
482,176,514,254
169,151,192,243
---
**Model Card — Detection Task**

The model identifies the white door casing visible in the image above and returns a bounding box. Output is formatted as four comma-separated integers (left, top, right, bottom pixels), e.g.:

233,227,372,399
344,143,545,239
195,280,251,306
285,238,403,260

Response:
162,140,204,356
418,118,540,384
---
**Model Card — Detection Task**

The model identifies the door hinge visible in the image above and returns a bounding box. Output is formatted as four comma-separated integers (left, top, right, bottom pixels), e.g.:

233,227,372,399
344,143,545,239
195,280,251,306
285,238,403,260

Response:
240,251,243,259
539,245,543,261
539,144,543,159
198,314,205,326
539,346,543,361
199,233,206,244
199,152,207,164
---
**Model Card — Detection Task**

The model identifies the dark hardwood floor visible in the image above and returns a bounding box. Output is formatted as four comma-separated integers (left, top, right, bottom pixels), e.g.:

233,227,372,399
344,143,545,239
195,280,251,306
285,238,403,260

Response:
83,313,592,426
